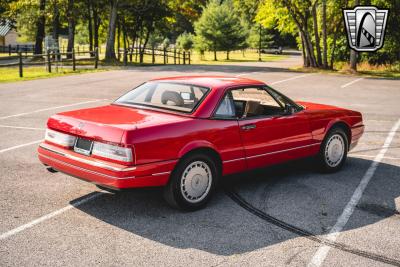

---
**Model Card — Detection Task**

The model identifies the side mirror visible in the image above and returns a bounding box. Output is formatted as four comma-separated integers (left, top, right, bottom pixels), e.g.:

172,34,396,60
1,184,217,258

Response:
284,103,296,114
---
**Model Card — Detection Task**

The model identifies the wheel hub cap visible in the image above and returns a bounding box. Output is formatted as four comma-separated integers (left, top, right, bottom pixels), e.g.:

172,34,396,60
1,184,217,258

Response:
325,134,345,167
181,161,212,203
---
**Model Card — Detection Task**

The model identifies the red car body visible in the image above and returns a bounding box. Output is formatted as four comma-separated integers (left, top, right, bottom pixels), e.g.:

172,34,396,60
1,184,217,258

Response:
38,76,364,190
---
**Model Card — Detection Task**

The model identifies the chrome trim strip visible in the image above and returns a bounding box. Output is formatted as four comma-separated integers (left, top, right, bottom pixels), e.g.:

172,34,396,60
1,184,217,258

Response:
39,153,136,180
152,171,171,176
39,143,137,172
223,157,246,163
223,143,321,163
246,143,321,159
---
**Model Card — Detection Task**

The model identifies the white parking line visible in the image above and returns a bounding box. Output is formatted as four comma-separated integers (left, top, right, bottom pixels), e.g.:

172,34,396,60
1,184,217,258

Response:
340,78,363,88
0,139,43,154
0,192,103,240
0,125,46,130
270,74,312,85
350,153,400,161
0,99,108,120
308,118,400,267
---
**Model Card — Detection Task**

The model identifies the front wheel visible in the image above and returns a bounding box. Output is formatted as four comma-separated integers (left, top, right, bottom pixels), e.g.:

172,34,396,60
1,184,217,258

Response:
163,153,218,211
317,127,348,173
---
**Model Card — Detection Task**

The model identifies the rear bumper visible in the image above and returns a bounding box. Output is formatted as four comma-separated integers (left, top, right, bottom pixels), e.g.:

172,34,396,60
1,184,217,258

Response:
38,143,177,189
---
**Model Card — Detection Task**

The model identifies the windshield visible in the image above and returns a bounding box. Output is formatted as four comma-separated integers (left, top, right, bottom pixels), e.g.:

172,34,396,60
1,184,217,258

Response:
114,82,209,113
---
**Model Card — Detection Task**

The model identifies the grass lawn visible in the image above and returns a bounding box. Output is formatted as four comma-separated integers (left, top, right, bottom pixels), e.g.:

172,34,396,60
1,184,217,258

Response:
0,66,107,83
107,50,287,65
290,61,400,79
190,50,286,64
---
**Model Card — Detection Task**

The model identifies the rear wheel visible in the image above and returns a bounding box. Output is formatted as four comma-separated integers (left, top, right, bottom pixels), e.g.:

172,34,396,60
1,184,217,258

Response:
163,153,218,211
317,127,348,173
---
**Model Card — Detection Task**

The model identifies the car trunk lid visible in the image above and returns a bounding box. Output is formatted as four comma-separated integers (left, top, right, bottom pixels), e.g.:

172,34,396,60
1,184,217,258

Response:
47,104,188,144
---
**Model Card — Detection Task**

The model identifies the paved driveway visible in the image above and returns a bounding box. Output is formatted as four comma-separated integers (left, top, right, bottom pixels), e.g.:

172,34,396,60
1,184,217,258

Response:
0,56,399,266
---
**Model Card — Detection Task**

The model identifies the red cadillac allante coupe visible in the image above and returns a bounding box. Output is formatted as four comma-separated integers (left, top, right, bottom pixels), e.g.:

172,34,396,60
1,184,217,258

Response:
38,76,364,210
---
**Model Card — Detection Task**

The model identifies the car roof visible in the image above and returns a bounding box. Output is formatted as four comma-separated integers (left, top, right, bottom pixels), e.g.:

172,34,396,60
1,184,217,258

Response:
149,76,265,89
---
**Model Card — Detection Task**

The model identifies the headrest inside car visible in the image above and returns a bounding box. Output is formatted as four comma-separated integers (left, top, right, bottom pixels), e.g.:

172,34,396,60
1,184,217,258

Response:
161,91,184,106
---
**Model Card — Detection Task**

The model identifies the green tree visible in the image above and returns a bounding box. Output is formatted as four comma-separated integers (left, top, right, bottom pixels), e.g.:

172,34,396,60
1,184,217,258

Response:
176,31,193,51
194,0,248,60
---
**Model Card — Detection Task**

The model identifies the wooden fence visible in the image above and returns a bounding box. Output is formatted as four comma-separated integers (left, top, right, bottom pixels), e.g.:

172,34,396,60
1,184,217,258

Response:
0,48,99,78
117,47,191,65
0,44,35,55
0,45,191,78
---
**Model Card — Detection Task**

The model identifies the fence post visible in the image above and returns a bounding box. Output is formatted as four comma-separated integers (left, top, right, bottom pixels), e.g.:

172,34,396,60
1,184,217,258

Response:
72,48,76,71
188,51,191,65
183,51,186,65
47,50,52,73
152,46,155,64
178,51,180,64
8,44,11,55
18,51,23,78
174,48,176,65
94,47,98,69
163,47,166,64
123,49,127,66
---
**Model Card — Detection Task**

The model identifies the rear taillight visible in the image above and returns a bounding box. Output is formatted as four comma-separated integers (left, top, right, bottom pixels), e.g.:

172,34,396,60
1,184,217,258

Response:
92,142,133,163
45,129,76,147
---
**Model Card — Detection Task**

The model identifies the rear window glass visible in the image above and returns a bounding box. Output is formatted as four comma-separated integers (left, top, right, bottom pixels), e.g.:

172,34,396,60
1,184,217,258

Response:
115,82,209,113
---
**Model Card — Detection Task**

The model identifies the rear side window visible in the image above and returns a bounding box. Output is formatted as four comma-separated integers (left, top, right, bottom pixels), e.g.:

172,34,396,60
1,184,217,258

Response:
215,92,236,118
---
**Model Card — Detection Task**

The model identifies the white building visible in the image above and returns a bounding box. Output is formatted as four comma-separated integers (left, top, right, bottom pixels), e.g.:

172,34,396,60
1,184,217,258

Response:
0,21,18,46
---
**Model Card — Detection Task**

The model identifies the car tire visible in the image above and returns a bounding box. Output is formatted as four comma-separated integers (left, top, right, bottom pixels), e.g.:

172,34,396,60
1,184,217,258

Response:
163,153,218,211
317,127,348,173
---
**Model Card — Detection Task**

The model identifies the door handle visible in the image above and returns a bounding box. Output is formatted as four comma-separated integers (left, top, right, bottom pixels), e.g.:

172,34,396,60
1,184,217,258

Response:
241,124,256,131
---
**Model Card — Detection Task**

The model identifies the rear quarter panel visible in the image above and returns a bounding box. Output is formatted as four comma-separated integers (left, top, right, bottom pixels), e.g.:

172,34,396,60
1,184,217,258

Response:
123,118,246,175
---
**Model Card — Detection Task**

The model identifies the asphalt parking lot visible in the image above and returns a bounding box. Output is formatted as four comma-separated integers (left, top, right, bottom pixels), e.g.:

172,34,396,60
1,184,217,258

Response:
0,56,399,266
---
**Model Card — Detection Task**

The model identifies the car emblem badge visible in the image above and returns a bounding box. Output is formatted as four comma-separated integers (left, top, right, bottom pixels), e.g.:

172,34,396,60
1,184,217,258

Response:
343,6,389,52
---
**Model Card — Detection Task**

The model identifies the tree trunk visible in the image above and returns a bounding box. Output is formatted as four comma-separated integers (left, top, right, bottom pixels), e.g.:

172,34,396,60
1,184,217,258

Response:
214,44,217,61
93,4,100,51
303,29,317,67
139,30,150,64
67,0,75,59
122,17,126,52
330,19,342,69
226,50,229,60
34,0,46,55
105,0,118,61
300,32,307,67
350,0,359,71
350,50,357,71
117,17,120,60
312,2,322,67
86,0,93,54
52,1,59,44
322,0,328,68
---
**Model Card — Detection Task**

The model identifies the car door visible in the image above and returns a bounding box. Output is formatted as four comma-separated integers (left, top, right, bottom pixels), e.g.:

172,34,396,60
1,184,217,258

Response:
232,87,314,170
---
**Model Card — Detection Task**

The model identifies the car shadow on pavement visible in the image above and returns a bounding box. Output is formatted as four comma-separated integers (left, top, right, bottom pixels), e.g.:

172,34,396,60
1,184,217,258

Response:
72,157,400,256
